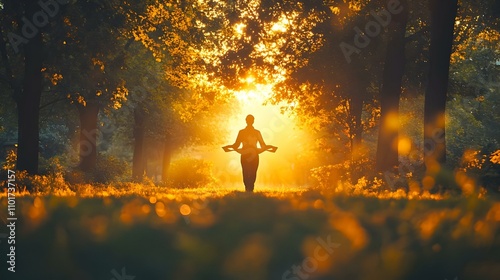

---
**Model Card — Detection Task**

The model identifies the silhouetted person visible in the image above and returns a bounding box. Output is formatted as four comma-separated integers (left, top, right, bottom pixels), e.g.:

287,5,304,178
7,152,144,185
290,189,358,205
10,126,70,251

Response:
231,115,267,192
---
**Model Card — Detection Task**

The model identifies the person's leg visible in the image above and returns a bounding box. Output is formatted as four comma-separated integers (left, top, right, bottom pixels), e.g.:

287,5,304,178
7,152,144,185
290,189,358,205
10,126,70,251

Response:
241,153,258,192
241,155,251,191
247,156,259,192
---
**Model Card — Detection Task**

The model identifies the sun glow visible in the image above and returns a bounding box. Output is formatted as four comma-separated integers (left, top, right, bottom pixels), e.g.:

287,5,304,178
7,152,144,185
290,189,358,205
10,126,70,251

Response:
203,79,315,188
233,81,272,105
234,22,246,36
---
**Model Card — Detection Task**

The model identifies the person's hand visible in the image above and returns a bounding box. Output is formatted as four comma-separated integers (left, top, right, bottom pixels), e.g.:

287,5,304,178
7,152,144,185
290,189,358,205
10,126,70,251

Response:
266,145,278,153
222,145,235,152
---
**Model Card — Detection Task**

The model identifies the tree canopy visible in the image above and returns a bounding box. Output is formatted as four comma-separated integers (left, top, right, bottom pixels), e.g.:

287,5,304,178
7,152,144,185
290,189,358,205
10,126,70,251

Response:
0,0,499,191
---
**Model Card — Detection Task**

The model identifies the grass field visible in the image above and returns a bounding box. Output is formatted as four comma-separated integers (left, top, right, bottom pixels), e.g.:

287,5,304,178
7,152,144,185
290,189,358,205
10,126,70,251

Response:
1,185,500,280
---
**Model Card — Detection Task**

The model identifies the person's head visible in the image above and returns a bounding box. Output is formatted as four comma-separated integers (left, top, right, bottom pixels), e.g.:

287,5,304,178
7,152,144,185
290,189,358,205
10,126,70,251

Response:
245,114,255,126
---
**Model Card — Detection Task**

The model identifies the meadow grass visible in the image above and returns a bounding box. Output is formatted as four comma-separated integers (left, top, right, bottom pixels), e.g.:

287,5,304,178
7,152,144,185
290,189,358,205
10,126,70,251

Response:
1,182,499,280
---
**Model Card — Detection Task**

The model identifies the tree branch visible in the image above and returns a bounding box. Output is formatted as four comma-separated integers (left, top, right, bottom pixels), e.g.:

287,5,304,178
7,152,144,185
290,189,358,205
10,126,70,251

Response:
39,97,67,110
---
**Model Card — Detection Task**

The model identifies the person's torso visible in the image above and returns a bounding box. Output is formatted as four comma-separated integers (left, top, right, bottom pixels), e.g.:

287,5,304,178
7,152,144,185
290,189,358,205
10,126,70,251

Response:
239,127,260,148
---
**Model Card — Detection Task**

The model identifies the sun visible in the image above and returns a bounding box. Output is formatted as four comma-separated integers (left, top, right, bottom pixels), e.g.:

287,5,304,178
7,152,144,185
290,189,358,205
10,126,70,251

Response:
233,80,273,105
229,78,283,145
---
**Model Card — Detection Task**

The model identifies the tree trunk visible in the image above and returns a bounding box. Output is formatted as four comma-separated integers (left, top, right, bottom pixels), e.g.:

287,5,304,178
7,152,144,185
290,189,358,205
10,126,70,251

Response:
375,0,409,173
424,0,458,169
350,94,363,161
16,4,43,175
132,106,146,181
349,93,364,183
77,102,100,172
161,141,173,182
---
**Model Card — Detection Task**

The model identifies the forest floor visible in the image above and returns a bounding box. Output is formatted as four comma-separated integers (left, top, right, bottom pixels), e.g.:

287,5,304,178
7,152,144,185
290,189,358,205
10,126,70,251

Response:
0,185,500,280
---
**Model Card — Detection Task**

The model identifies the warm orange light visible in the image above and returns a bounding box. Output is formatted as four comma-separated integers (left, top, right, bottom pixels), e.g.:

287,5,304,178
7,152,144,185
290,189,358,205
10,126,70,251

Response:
141,204,151,214
180,204,191,216
245,75,255,84
398,137,412,155
155,201,166,217
386,111,399,131
408,180,421,193
419,212,441,240
211,81,314,187
33,197,43,208
329,6,341,15
234,22,246,36
422,176,435,190
233,83,273,104
425,158,441,175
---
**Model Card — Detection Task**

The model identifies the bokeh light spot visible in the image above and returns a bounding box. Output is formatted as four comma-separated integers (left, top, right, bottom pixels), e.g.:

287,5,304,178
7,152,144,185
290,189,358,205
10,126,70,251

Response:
180,204,191,216
398,137,412,155
155,201,166,217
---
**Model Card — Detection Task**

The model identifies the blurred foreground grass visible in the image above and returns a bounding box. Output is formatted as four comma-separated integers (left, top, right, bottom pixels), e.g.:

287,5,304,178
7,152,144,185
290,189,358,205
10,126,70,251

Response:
0,186,499,280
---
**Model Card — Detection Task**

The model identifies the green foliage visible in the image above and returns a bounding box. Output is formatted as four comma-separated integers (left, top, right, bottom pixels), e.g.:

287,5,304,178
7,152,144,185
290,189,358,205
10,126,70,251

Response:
0,148,16,183
486,150,500,192
1,148,16,171
9,157,72,194
309,163,357,191
38,156,66,175
92,154,130,184
166,158,216,188
459,148,500,193
45,0,129,110
64,154,129,184
7,169,72,195
309,156,375,189
39,124,71,159
446,95,487,165
3,192,499,280
0,0,497,189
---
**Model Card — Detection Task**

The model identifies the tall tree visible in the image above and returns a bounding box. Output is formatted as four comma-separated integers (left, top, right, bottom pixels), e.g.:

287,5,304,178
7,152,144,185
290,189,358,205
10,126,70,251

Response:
125,0,233,182
423,0,458,169
0,0,45,175
270,1,384,179
47,0,129,172
132,105,146,180
375,0,409,172
18,1,42,175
